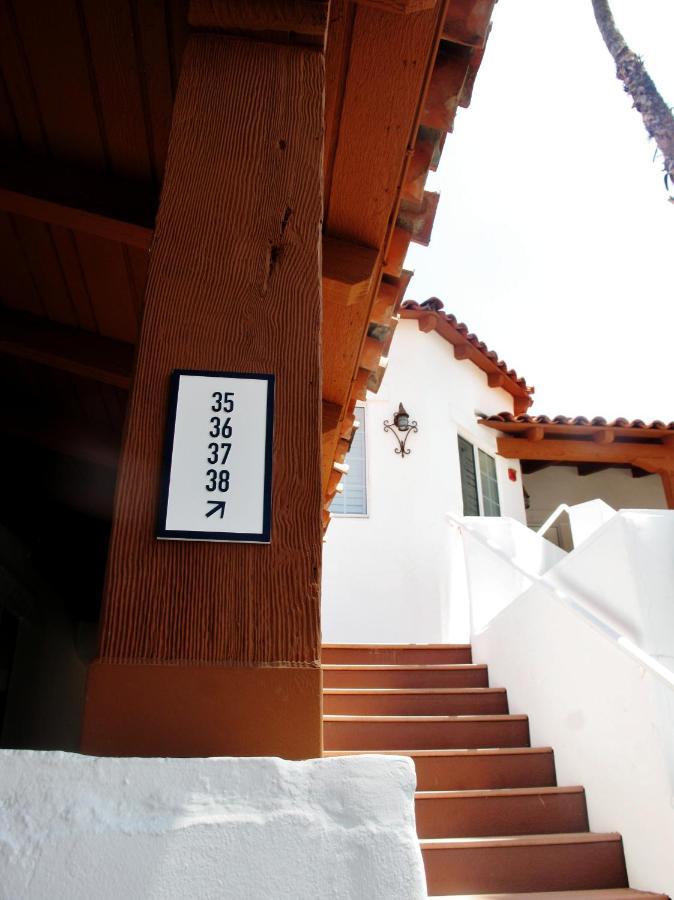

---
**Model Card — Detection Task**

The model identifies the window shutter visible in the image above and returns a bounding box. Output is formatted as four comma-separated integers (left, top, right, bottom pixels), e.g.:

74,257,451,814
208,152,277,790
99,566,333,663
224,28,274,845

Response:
458,435,480,516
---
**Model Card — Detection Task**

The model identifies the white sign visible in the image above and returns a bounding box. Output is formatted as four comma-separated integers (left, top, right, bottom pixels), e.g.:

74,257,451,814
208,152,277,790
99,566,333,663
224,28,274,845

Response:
157,370,274,542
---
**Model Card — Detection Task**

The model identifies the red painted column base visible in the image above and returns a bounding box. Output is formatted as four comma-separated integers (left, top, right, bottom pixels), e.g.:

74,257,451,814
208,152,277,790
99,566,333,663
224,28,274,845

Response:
81,662,323,759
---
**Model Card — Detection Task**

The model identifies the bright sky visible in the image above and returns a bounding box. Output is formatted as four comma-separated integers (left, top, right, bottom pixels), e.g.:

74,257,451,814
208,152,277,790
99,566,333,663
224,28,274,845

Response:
405,0,674,422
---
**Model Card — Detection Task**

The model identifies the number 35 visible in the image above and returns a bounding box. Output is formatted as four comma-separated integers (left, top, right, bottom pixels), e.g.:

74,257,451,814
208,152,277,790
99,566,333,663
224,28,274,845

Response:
212,391,234,413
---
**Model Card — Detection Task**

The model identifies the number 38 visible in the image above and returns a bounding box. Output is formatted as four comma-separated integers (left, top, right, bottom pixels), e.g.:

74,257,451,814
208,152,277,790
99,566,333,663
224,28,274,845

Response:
206,469,230,492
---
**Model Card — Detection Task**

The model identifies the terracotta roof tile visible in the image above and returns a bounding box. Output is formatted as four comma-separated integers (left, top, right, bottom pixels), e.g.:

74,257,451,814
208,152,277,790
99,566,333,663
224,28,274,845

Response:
481,413,674,431
400,298,534,413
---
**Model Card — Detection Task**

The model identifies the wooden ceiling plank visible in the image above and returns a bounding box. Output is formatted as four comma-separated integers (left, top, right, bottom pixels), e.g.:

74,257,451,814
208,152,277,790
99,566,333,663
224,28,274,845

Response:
0,307,134,389
0,211,44,316
78,0,154,182
0,185,153,250
73,233,141,343
9,217,79,327
8,0,106,165
132,0,177,182
0,3,49,154
50,224,99,332
497,436,674,466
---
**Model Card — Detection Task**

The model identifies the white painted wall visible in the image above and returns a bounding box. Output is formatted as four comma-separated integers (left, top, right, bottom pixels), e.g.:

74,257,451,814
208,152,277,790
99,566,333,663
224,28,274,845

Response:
0,752,426,900
322,319,526,644
460,512,674,896
526,464,666,542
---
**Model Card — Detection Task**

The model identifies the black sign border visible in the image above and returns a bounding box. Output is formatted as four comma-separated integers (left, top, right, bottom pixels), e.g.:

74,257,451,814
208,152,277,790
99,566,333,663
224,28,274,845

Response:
156,369,275,543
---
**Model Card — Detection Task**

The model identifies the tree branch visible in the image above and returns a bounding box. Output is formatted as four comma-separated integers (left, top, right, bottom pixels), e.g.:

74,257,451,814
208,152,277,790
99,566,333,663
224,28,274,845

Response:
592,0,674,188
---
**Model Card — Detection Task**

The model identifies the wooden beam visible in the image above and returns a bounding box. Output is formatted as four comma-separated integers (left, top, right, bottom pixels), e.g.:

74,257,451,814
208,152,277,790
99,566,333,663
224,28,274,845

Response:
0,184,153,250
355,0,436,13
0,308,134,389
498,436,674,466
82,31,325,759
487,372,504,388
454,342,469,360
660,470,674,509
322,235,377,307
189,0,329,36
525,426,545,442
592,428,615,444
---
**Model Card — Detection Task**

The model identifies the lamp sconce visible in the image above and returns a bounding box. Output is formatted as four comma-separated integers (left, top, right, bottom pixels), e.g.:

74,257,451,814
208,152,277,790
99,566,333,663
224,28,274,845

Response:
383,403,418,459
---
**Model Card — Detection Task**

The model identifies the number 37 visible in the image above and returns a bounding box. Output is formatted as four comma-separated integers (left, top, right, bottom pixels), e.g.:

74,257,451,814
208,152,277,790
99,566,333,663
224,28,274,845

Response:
212,391,234,413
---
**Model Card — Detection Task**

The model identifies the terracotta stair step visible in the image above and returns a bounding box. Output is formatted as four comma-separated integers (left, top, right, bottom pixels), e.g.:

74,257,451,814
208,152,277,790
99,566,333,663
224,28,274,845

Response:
321,643,473,665
322,663,489,689
430,892,670,900
421,833,628,896
323,747,557,790
323,714,530,751
415,785,588,838
323,687,508,716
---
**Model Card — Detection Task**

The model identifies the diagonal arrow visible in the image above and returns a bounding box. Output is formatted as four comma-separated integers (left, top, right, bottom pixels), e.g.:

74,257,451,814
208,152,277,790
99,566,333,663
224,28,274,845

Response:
205,500,226,519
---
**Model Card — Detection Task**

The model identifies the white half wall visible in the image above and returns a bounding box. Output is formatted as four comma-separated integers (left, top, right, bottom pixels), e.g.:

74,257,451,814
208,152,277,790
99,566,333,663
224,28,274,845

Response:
322,320,527,644
0,752,426,900
462,511,674,896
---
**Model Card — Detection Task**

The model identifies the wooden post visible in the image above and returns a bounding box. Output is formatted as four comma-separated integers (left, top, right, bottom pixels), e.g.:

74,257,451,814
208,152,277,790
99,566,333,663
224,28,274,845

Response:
659,470,674,509
81,21,325,758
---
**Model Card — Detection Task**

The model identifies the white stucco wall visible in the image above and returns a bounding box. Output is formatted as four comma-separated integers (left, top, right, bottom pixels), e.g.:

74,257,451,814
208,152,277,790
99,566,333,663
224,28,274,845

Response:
322,319,526,644
0,752,426,900
463,511,674,897
525,464,667,538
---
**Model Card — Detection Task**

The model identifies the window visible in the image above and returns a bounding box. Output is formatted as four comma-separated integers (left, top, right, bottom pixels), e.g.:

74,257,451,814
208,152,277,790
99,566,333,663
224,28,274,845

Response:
478,449,501,516
330,409,367,516
457,436,501,516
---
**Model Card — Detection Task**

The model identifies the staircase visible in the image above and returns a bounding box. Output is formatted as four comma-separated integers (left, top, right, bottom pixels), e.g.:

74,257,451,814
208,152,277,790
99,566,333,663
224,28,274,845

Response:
322,643,668,900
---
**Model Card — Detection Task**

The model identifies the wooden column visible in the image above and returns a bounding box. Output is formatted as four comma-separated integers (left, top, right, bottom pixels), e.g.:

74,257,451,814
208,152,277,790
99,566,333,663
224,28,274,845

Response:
659,470,674,509
81,18,325,758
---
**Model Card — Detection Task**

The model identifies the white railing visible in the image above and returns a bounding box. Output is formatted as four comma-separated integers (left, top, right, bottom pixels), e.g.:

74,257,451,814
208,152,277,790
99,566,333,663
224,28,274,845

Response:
447,512,674,694
535,502,572,537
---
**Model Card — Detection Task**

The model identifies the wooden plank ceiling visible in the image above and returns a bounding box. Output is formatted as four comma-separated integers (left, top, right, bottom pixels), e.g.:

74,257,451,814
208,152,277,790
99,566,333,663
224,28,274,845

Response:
0,0,494,526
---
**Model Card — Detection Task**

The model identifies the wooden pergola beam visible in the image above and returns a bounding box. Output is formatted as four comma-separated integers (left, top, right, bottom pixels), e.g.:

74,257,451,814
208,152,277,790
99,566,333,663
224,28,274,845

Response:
497,436,674,466
0,309,135,388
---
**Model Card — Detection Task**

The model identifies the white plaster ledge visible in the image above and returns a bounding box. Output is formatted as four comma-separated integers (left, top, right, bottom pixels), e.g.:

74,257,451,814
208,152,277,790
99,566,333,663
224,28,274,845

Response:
0,750,426,900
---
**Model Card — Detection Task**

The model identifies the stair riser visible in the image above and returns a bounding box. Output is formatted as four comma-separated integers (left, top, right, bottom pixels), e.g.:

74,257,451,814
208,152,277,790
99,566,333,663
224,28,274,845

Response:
411,752,557,791
323,667,489,689
415,790,589,838
324,718,530,751
321,647,472,665
323,691,508,716
423,840,628,895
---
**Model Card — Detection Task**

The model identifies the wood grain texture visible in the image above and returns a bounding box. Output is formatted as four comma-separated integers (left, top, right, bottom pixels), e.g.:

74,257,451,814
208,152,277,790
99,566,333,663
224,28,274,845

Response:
98,35,324,666
326,3,443,247
189,0,329,36
498,437,674,466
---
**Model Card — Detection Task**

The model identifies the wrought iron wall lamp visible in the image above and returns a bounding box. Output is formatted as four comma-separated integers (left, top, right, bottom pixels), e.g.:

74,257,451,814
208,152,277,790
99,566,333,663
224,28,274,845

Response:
383,403,418,459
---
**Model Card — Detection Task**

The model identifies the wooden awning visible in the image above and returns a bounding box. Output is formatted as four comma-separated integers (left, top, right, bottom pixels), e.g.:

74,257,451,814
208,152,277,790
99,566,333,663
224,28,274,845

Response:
479,413,674,506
